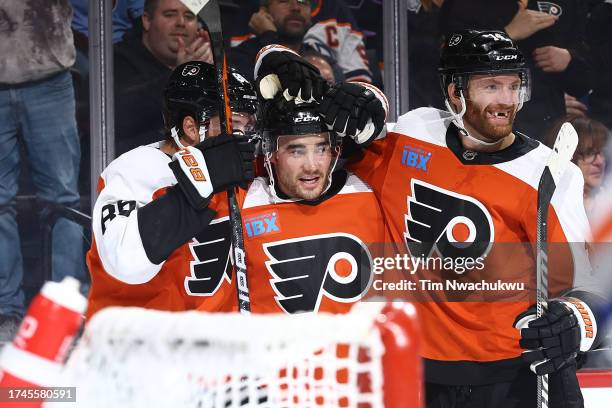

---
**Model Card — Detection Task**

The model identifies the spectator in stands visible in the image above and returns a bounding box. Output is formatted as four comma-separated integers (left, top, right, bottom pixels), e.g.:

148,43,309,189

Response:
586,0,612,129
112,0,213,155
547,117,609,220
0,0,85,340
227,0,371,83
301,48,338,84
229,0,316,80
69,0,145,82
564,93,589,120
438,0,592,142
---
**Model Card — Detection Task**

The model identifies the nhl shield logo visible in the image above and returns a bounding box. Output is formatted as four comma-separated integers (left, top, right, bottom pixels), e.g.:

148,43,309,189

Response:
462,150,477,161
449,34,462,47
537,1,562,16
182,64,200,76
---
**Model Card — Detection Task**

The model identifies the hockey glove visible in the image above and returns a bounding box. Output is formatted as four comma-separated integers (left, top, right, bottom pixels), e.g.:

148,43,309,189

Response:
169,135,255,209
514,298,597,375
318,82,388,145
254,45,327,102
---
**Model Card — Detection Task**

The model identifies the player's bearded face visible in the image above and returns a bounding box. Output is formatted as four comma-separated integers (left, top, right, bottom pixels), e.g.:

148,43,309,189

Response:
463,74,521,141
272,133,335,200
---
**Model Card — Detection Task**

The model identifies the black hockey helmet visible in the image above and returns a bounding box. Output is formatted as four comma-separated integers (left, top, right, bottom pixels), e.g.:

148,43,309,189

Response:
260,96,336,154
163,61,258,131
438,29,530,103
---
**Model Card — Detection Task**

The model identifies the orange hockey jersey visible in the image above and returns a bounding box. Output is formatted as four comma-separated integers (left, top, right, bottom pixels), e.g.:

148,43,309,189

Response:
207,173,386,314
348,107,595,384
87,142,386,318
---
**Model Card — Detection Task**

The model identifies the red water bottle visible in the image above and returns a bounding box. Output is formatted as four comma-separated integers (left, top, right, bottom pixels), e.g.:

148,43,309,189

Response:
0,277,86,407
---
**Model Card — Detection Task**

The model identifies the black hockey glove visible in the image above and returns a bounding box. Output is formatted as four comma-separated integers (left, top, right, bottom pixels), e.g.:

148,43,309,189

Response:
318,82,388,146
514,298,597,375
255,46,327,101
169,134,255,209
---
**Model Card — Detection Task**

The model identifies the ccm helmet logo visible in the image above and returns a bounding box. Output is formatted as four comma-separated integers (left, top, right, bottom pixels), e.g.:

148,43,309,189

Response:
495,55,518,61
295,116,320,123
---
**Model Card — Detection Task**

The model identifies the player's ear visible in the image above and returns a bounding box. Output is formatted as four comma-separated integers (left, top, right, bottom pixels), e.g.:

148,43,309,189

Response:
448,83,461,111
182,116,199,145
269,152,278,165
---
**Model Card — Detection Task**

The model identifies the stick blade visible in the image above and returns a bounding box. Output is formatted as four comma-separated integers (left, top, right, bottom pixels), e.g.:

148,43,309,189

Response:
180,0,212,15
546,122,578,185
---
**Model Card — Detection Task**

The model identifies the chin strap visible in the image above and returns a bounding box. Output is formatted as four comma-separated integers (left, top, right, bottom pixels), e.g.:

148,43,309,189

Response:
171,127,186,150
445,91,506,148
263,152,298,204
171,123,210,150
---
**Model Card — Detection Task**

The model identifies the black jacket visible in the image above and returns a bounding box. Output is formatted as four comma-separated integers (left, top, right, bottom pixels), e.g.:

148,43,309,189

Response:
439,0,592,141
113,32,171,155
587,2,612,128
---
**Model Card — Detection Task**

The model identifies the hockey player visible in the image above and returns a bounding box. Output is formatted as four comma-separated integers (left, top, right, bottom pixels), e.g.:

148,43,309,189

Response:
255,30,607,406
86,61,257,318
170,95,387,313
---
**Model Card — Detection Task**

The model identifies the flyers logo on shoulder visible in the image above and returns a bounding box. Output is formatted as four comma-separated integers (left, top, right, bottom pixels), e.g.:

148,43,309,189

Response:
264,233,373,314
185,217,232,296
404,179,494,266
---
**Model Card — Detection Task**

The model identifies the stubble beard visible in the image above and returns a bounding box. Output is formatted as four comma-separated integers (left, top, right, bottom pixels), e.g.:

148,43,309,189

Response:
276,169,329,201
464,101,517,142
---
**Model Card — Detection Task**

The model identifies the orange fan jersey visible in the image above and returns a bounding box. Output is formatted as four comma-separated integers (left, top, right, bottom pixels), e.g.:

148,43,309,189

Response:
87,141,387,319
348,107,595,384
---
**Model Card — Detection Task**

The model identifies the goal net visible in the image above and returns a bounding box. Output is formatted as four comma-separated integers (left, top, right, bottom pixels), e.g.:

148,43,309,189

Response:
54,302,421,408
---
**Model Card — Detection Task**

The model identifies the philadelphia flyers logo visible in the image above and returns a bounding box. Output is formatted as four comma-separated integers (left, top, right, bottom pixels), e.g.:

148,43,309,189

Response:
264,233,373,314
404,179,494,262
185,217,232,296
537,1,562,16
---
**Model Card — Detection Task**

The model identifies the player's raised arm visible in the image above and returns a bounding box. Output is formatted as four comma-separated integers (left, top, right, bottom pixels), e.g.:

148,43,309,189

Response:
90,61,257,285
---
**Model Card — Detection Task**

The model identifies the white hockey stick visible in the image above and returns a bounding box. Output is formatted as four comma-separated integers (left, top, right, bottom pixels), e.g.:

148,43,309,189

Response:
535,122,578,408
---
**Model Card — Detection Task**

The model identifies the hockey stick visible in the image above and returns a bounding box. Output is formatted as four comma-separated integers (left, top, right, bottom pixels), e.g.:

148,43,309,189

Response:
181,0,251,313
535,122,578,408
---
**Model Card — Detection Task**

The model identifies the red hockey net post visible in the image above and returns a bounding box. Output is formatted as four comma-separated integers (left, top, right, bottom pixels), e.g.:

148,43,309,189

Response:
378,303,423,408
54,302,422,407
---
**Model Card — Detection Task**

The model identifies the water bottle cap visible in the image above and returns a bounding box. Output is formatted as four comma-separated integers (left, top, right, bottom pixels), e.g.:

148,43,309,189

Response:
41,277,87,314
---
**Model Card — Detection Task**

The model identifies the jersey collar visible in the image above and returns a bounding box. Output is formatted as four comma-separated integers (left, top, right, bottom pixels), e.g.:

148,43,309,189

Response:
446,123,539,165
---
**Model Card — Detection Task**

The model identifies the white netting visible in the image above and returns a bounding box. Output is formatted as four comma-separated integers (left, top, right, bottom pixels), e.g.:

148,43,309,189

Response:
57,303,388,408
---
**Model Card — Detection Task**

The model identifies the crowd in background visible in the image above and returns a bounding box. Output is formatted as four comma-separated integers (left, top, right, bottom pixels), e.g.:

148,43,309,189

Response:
0,0,610,345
